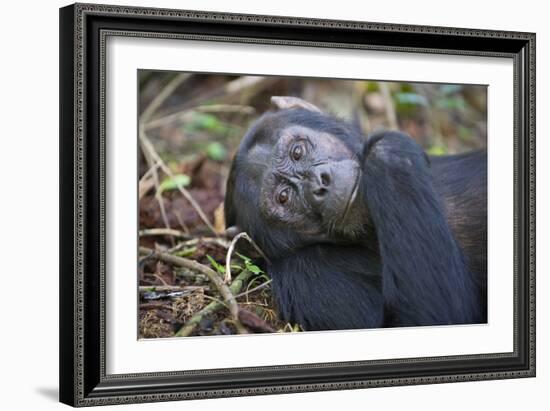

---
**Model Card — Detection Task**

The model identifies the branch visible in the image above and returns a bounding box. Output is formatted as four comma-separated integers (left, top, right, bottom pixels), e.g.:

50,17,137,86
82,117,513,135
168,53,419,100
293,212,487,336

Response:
150,76,276,122
225,232,270,283
234,279,272,299
138,160,160,199
138,128,217,235
140,73,190,122
167,237,229,254
175,268,254,337
140,142,172,240
144,104,255,131
138,71,216,235
139,246,239,319
379,82,398,130
139,228,191,239
139,285,207,293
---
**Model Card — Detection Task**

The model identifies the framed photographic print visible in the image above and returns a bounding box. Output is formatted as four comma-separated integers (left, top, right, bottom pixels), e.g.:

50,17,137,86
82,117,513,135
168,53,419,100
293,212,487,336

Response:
59,3,536,407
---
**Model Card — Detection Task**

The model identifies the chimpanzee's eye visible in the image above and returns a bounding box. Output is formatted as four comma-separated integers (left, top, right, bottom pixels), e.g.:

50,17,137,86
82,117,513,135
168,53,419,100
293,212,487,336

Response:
278,188,290,205
291,144,304,161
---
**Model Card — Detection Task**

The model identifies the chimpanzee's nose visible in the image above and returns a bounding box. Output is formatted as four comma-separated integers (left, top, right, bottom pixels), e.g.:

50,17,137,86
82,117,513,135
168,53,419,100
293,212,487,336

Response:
310,164,332,199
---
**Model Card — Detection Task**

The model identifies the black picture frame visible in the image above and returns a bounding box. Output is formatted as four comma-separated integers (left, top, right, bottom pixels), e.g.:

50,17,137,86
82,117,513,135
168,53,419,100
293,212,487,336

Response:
59,3,536,407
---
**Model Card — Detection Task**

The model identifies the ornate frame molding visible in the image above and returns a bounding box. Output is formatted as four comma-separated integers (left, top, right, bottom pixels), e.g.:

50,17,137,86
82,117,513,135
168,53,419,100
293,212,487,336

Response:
60,3,535,406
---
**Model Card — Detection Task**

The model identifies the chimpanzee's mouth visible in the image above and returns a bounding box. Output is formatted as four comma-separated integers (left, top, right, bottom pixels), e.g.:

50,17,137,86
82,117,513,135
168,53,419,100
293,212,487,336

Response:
340,174,360,224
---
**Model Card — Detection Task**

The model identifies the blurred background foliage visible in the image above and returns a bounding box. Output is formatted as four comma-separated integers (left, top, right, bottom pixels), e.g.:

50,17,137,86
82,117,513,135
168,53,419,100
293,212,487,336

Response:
139,71,487,168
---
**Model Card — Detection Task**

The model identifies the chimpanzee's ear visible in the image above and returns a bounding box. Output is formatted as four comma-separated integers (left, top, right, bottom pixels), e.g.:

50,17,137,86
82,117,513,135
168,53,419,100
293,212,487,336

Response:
270,96,323,113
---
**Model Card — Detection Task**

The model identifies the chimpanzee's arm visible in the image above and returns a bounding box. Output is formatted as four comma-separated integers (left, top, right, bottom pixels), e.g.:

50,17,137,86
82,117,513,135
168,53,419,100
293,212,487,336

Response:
268,244,384,331
362,131,481,326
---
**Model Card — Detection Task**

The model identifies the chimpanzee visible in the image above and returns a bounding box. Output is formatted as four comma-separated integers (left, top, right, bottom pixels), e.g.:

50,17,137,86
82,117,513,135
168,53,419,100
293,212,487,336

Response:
225,96,487,331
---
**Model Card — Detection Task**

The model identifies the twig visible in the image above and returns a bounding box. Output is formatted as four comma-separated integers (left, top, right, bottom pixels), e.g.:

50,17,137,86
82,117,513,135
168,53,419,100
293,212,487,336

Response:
138,175,155,200
196,104,255,114
140,73,190,122
138,128,217,235
139,75,177,224
140,138,172,241
225,232,270,283
167,237,230,254
139,285,208,293
139,246,240,319
238,301,269,307
139,160,161,182
234,279,272,299
138,160,160,199
201,294,228,307
138,71,216,235
152,76,276,121
153,273,169,286
140,302,171,310
379,82,398,130
227,318,250,335
139,228,191,238
144,104,255,131
155,194,172,244
353,82,370,135
173,211,190,236
175,268,253,337
238,309,276,333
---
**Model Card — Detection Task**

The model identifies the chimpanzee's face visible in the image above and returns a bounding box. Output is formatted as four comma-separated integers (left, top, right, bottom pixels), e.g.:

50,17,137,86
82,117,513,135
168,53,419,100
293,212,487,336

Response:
257,124,361,238
225,108,369,255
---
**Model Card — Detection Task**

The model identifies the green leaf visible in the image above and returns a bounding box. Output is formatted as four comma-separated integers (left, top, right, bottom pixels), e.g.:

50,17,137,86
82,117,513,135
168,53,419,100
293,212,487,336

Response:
439,84,463,95
366,81,379,92
427,145,447,156
174,247,196,258
399,83,415,93
235,252,264,275
206,142,227,161
236,252,252,264
246,264,262,274
183,112,237,135
435,96,466,111
394,92,428,107
206,255,225,274
158,174,191,193
184,113,221,132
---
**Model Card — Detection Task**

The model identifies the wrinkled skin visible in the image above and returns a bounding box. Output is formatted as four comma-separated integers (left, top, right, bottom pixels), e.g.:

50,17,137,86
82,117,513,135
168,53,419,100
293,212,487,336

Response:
259,124,361,240
225,98,487,331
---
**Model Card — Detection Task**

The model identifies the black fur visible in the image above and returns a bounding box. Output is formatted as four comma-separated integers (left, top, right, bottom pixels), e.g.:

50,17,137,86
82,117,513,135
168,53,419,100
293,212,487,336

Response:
226,109,487,331
270,245,384,330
